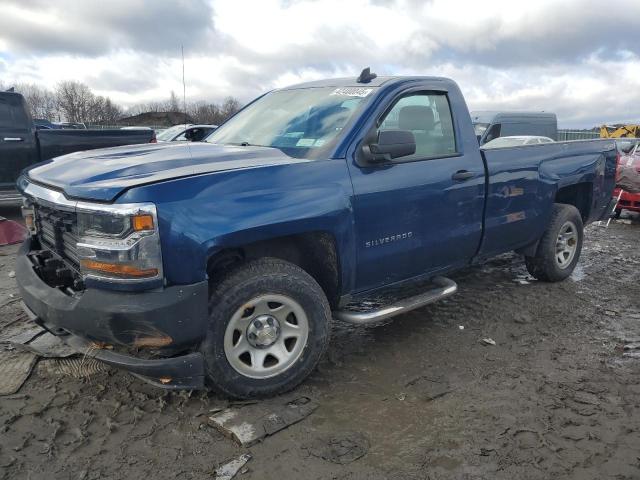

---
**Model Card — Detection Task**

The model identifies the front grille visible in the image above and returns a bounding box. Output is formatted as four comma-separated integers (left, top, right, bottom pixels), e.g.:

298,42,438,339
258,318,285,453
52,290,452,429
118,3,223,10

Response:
34,203,80,270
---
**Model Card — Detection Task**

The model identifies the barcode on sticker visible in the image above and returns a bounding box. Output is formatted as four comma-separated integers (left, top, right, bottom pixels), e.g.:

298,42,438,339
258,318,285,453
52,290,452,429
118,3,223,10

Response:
330,87,373,97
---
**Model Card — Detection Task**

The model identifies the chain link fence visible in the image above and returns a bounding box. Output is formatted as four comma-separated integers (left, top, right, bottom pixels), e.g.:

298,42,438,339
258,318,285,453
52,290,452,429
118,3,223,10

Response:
557,129,600,141
86,124,169,130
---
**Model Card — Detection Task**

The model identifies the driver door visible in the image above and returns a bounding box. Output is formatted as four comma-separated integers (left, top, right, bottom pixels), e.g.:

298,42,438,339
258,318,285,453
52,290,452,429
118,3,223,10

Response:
347,88,486,292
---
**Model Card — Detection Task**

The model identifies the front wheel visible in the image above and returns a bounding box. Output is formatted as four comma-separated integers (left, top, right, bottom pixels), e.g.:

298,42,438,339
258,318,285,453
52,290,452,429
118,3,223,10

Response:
525,203,584,282
200,258,331,398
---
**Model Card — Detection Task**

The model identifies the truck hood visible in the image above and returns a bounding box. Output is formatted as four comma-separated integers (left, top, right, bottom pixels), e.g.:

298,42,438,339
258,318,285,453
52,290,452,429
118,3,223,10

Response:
26,142,308,202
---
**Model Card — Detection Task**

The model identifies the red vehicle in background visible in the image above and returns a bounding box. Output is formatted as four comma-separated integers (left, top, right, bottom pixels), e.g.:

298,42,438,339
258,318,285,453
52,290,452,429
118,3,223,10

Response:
614,141,640,217
614,188,640,217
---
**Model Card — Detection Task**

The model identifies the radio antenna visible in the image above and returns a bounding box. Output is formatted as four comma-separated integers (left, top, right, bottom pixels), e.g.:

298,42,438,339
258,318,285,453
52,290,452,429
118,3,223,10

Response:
181,45,187,127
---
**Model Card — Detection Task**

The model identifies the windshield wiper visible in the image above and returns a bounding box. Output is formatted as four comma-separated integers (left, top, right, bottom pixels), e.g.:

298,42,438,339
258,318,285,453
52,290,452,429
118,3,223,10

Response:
227,141,271,148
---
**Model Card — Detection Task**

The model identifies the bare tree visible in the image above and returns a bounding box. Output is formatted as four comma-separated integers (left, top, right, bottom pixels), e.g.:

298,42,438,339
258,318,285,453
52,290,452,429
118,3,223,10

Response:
127,96,243,125
221,97,241,120
102,98,123,124
55,81,94,123
11,83,59,120
168,90,180,112
188,101,221,124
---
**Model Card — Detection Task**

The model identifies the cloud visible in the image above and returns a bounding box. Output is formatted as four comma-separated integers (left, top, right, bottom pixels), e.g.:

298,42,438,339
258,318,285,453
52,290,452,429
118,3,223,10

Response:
0,0,215,56
0,0,639,127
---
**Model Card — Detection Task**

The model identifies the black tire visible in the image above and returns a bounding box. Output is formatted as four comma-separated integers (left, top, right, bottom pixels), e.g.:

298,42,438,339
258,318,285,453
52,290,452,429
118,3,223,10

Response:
525,203,584,282
200,257,331,398
614,208,622,219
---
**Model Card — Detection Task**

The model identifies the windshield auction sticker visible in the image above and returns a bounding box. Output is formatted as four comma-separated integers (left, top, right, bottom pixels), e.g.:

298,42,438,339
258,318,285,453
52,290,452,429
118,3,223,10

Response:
296,138,316,147
330,87,373,97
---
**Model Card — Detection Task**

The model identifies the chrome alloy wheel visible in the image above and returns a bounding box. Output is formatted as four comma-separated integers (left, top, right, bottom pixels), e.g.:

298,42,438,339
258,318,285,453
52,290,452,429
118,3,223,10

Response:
555,220,578,269
224,294,309,379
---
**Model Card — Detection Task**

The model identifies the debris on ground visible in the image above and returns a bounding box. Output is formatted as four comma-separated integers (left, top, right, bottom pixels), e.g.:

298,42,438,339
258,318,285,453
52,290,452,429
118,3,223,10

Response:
0,218,27,246
209,396,318,447
302,432,370,464
1,325,44,345
12,331,76,358
215,453,252,480
0,350,37,395
481,338,496,346
513,273,535,285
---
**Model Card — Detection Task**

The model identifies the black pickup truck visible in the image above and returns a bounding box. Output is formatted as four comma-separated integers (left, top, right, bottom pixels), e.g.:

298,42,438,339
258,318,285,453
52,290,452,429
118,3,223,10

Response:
0,91,156,204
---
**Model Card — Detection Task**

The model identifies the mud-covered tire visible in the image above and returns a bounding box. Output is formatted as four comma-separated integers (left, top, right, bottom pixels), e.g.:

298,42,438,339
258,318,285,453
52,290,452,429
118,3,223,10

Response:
525,203,584,282
200,257,331,399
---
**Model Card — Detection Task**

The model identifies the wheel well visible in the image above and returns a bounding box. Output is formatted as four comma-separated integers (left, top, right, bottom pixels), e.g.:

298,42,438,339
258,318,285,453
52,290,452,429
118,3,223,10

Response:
206,232,341,308
555,183,592,221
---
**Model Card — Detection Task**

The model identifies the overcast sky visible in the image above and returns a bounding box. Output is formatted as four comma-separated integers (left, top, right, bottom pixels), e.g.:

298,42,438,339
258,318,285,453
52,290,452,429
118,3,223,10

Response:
0,0,638,127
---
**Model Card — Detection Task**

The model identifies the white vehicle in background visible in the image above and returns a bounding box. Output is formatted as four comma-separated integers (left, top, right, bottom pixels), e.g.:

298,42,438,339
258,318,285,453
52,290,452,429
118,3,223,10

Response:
156,124,218,142
482,135,555,149
471,111,557,145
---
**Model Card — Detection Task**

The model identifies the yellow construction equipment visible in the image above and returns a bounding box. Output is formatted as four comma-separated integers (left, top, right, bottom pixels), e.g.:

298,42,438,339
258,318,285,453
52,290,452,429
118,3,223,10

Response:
600,125,640,138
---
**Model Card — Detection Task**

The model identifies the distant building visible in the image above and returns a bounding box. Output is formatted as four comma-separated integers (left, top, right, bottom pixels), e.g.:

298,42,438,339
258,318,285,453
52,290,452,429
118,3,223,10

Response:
119,111,193,127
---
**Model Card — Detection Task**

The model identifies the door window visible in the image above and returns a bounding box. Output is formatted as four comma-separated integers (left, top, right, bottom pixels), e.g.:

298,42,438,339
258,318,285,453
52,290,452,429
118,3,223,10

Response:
378,92,457,160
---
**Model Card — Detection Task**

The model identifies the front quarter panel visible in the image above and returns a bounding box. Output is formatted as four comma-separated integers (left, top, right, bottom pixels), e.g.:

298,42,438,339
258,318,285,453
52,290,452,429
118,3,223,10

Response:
117,159,356,291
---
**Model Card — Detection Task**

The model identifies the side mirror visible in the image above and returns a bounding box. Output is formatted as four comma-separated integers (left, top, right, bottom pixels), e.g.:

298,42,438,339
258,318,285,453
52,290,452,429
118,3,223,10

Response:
362,130,416,164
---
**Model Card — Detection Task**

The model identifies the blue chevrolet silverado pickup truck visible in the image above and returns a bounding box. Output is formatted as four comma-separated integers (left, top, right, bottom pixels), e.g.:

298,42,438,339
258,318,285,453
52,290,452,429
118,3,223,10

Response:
15,70,617,398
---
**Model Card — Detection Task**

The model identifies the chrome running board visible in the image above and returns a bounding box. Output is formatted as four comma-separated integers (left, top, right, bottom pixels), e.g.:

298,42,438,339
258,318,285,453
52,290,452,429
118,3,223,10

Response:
333,276,457,325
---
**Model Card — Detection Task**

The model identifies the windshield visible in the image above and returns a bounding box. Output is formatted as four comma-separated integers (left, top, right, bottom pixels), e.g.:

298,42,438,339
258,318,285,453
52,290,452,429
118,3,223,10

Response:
206,87,374,158
157,125,188,141
473,122,489,136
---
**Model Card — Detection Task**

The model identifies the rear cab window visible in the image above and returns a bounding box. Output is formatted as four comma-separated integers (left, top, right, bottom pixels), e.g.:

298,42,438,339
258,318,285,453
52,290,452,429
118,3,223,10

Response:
0,95,30,130
0,98,15,128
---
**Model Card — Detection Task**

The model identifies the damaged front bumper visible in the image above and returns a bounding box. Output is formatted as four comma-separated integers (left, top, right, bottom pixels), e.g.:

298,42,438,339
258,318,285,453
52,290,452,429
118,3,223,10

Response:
16,238,209,389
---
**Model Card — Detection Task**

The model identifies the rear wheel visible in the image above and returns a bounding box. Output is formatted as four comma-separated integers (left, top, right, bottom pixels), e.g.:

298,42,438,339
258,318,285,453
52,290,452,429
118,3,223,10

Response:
525,203,584,282
200,258,331,398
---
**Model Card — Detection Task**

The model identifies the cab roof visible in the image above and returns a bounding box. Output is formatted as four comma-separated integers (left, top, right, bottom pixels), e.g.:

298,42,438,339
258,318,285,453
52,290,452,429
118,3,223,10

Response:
282,75,453,90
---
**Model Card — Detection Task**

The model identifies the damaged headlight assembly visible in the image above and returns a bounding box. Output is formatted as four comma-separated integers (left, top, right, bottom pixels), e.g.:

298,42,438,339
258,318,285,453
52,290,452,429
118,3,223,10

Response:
75,202,163,286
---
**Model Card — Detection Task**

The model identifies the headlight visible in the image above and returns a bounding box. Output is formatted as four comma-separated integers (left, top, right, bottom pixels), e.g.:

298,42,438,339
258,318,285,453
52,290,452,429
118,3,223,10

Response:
75,203,163,284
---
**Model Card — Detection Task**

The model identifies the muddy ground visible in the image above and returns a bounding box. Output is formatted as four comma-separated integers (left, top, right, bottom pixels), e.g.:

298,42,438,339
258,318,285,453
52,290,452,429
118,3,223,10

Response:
1,208,639,480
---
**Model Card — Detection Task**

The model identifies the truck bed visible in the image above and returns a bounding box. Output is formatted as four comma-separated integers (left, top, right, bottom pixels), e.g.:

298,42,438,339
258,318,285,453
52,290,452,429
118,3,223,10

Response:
37,129,155,160
478,139,617,259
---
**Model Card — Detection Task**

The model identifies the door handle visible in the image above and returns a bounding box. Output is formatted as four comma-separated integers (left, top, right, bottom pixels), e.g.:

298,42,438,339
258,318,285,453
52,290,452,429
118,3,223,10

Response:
452,170,474,181
3,137,23,142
